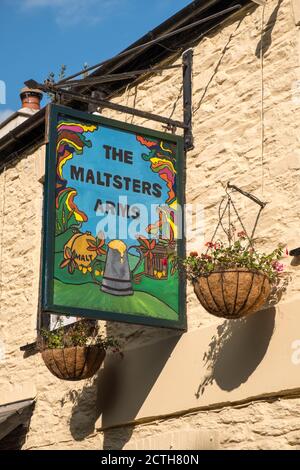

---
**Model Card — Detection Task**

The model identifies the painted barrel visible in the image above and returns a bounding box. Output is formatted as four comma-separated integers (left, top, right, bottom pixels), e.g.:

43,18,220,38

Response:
144,245,169,280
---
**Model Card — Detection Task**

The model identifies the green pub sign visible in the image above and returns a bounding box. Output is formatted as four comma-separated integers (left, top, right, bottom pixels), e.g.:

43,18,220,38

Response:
42,104,186,329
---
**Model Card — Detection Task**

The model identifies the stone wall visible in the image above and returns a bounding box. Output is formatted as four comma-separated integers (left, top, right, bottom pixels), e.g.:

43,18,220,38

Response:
1,0,300,450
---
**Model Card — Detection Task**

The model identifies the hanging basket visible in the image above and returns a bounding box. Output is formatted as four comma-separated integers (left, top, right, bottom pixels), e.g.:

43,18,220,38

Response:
41,345,106,381
193,268,271,319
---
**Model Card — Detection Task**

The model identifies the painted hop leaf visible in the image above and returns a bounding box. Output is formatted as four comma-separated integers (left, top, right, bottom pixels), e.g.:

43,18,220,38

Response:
60,247,77,274
137,236,156,260
87,234,106,256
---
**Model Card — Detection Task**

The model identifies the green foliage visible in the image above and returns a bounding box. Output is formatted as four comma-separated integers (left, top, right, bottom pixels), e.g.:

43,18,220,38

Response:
46,65,67,102
55,191,80,236
58,65,67,82
82,62,89,78
40,320,65,349
40,319,122,355
179,235,284,284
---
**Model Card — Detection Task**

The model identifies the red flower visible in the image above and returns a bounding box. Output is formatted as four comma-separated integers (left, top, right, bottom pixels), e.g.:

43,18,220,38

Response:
237,231,247,239
189,251,198,257
205,241,214,248
162,258,168,267
205,241,219,250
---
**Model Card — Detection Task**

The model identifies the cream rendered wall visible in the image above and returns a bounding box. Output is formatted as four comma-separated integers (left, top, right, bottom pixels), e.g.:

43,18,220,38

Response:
1,0,300,450
291,0,300,26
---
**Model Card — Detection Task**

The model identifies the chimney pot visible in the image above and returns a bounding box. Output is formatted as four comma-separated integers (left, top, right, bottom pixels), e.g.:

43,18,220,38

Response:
20,87,43,111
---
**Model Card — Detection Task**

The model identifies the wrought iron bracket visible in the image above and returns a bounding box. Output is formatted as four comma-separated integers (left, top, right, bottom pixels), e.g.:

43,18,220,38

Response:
26,52,194,150
88,90,108,114
26,78,187,130
227,182,267,208
183,49,194,151
20,342,38,354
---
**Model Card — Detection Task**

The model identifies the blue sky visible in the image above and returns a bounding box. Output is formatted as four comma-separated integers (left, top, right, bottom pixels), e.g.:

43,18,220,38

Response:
0,0,191,123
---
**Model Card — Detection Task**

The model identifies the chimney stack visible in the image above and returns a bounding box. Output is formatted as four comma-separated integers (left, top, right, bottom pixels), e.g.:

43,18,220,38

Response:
20,87,43,111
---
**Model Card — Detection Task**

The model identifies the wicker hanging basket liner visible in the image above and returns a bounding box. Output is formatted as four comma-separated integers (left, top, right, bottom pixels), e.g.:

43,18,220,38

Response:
193,268,271,319
41,345,106,381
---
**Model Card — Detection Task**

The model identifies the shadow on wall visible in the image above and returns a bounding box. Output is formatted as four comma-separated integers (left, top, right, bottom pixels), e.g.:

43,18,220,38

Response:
68,357,128,442
255,0,284,58
0,425,30,450
0,402,35,450
291,255,300,267
196,306,276,396
68,329,181,448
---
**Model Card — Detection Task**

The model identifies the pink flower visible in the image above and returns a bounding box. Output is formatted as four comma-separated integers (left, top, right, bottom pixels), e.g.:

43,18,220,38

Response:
272,261,284,273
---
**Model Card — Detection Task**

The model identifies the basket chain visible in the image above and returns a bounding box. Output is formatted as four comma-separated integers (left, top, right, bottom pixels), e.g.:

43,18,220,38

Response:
206,182,267,255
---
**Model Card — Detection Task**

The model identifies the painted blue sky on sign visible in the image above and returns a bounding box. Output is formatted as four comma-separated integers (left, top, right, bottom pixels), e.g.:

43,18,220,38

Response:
62,124,171,242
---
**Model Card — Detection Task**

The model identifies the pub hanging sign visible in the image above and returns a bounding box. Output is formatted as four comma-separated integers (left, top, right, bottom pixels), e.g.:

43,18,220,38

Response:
42,104,186,329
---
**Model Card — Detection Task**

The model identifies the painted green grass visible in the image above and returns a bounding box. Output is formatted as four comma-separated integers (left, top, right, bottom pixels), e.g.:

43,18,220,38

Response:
54,251,179,313
53,279,178,321
134,273,178,313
